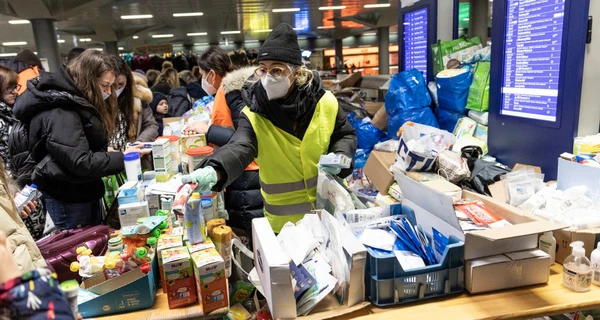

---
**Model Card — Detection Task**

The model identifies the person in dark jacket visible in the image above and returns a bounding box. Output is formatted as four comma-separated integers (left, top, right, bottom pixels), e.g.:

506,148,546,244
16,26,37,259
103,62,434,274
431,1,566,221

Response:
149,92,169,136
151,67,178,94
183,24,357,233
179,70,207,100
12,50,142,229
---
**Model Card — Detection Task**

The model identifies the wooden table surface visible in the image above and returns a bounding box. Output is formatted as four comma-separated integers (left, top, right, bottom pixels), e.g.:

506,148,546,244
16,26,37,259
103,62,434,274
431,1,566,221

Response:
90,264,600,320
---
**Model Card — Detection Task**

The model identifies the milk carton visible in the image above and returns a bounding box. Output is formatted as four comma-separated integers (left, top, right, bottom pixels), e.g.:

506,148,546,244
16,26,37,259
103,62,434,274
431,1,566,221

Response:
162,246,197,309
190,248,229,313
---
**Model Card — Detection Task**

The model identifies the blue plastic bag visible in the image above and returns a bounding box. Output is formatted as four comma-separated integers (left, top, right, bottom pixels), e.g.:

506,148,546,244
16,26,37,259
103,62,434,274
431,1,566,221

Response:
435,107,467,133
348,113,387,151
436,68,473,113
385,69,435,138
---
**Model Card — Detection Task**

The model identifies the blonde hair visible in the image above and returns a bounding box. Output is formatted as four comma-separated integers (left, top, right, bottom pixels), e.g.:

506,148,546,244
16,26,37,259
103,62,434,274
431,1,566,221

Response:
294,65,314,87
157,67,179,89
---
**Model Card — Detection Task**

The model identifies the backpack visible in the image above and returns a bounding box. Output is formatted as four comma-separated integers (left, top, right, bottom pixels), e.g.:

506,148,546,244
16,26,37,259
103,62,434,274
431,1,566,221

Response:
9,120,35,188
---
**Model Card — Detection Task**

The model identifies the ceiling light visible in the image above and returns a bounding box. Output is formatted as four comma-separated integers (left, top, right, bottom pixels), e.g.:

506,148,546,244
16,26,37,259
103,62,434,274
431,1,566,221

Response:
173,12,203,17
318,26,335,29
92,48,103,51
319,6,346,10
187,32,207,36
364,3,391,8
152,34,174,38
2,41,27,46
220,30,241,35
8,20,29,24
0,53,17,57
133,36,139,39
57,39,66,43
121,14,153,19
34,52,37,54
255,29,272,33
272,8,300,12
194,43,209,46
79,38,92,42
118,47,124,50
364,32,377,36
245,40,259,43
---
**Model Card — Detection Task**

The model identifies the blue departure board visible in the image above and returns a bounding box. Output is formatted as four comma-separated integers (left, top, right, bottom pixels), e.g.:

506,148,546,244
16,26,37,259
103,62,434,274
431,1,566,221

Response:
501,0,566,122
404,7,428,78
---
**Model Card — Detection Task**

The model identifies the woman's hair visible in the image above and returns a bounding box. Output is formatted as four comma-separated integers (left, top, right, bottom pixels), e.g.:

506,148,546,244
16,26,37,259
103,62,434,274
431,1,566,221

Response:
157,67,179,89
179,70,195,84
146,69,160,87
162,60,173,71
228,49,250,70
198,46,233,78
66,50,119,136
191,66,201,80
0,66,18,102
294,65,314,88
113,56,136,141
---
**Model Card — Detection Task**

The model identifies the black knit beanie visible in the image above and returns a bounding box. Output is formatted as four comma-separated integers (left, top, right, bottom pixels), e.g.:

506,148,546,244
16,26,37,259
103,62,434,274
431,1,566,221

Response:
150,92,167,113
258,23,302,66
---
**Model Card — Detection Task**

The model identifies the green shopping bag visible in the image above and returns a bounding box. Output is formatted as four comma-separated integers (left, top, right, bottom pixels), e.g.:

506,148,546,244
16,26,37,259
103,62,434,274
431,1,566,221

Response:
102,172,126,208
431,36,483,76
466,61,490,112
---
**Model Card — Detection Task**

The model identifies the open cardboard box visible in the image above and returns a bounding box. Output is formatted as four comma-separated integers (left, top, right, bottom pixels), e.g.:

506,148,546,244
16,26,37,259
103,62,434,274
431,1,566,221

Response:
553,158,600,263
78,257,158,318
364,150,396,196
397,174,564,293
251,212,368,319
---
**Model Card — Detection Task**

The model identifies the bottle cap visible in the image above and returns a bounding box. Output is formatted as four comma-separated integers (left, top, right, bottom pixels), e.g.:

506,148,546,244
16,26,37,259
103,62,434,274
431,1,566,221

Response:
570,241,586,257
147,237,157,246
156,210,168,216
151,228,162,238
30,184,37,189
140,263,151,274
105,260,116,269
191,192,201,200
136,247,148,258
108,237,123,245
124,152,140,161
120,252,130,261
159,220,168,230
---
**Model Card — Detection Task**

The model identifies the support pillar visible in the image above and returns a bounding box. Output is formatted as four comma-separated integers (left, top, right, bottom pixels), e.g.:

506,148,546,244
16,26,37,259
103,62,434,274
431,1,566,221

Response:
469,0,489,45
30,19,60,71
377,27,390,75
334,39,344,72
105,41,119,56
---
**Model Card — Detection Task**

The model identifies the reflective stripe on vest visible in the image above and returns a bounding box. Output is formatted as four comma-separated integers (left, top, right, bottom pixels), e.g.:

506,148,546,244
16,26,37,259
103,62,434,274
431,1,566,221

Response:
242,90,338,233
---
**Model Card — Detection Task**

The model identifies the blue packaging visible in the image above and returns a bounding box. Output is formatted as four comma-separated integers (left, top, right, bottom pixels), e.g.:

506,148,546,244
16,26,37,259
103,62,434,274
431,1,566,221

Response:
184,193,205,244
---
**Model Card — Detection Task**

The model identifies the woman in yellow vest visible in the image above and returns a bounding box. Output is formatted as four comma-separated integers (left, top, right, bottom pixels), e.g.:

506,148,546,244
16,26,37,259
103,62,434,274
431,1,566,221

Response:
183,23,357,232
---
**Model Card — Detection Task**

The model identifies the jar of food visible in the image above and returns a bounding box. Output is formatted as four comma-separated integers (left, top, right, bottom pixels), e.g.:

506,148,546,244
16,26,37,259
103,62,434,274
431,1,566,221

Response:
186,146,214,173
108,237,123,253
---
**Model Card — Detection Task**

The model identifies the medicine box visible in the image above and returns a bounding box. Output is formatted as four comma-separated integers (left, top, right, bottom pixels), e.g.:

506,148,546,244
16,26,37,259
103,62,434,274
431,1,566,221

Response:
117,188,138,206
190,247,229,314
118,201,150,227
319,153,352,169
162,246,197,309
152,138,171,158
157,234,183,293
153,153,173,171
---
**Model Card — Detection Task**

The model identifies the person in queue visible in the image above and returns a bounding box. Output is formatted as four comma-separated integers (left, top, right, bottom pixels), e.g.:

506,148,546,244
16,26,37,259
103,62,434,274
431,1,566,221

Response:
183,23,357,233
12,50,142,230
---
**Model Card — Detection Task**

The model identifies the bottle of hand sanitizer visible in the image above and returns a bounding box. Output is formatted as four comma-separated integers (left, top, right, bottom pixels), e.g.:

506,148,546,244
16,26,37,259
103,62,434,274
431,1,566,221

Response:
539,231,556,265
590,242,600,286
563,241,592,292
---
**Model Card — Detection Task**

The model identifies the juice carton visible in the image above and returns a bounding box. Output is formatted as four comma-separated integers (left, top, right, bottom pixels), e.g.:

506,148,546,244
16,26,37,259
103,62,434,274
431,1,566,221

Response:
191,248,229,313
187,238,215,254
162,246,197,309
157,233,183,293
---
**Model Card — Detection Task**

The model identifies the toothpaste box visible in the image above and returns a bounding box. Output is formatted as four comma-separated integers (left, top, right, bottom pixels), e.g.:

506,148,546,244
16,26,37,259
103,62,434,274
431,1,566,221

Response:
190,247,229,314
157,234,183,293
162,246,197,309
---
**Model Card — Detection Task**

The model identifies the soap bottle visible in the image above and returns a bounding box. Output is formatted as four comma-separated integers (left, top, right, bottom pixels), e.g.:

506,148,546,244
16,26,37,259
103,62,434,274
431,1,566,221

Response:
563,241,593,292
591,242,600,286
538,232,557,265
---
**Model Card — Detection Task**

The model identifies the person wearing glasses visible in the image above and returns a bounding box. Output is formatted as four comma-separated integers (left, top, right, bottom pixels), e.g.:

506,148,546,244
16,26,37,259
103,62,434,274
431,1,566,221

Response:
183,23,357,233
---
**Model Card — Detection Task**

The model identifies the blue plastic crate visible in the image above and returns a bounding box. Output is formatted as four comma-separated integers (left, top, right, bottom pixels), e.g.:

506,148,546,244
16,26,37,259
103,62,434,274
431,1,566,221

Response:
365,204,465,306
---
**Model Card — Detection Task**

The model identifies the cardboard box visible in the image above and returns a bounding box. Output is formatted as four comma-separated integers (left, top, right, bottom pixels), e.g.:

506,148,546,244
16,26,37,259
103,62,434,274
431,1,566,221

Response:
397,174,564,293
152,138,171,158
371,105,388,131
157,233,183,293
465,249,551,294
364,101,384,116
78,257,158,318
162,246,197,309
190,247,229,314
364,150,396,195
553,158,600,263
118,201,150,227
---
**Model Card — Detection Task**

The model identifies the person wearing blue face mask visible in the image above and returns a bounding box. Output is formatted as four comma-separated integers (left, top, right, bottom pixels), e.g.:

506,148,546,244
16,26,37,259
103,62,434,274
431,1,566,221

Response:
183,23,357,233
11,50,142,229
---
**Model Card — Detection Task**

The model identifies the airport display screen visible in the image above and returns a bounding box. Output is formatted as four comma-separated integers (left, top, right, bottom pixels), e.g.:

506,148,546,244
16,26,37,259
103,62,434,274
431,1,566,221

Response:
404,7,428,77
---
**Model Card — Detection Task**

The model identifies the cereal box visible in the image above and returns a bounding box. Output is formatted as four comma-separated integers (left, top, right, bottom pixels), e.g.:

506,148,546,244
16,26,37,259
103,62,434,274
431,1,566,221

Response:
157,234,183,293
191,248,229,313
162,246,197,309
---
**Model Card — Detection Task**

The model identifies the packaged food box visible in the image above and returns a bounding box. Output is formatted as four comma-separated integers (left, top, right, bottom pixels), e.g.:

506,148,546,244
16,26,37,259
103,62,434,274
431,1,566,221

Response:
157,234,183,293
162,246,197,309
191,247,229,314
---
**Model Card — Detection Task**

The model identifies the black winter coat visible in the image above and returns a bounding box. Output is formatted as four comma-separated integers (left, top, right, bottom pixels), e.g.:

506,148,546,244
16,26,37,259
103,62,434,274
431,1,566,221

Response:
201,71,357,192
12,68,125,203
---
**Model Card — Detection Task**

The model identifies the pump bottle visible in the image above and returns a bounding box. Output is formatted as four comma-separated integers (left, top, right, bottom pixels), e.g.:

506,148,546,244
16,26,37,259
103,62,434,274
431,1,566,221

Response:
563,241,592,292
539,232,557,265
590,242,600,286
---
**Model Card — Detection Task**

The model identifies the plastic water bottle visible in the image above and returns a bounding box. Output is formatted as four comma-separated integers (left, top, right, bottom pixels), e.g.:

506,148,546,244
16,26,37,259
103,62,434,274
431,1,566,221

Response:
14,184,39,213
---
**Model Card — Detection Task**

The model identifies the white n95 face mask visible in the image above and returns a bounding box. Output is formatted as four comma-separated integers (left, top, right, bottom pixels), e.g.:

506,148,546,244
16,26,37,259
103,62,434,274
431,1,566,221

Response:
261,73,291,100
102,91,110,100
202,77,217,96
116,87,125,97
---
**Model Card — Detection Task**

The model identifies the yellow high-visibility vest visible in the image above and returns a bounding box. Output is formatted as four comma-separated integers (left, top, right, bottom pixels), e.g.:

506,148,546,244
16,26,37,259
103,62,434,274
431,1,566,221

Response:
242,91,338,232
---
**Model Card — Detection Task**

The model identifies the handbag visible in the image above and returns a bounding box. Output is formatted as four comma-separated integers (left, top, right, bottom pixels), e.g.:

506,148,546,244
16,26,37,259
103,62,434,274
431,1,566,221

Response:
36,225,110,282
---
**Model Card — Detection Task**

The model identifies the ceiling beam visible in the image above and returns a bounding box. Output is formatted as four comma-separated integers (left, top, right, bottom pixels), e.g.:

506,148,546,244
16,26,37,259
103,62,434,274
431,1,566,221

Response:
54,0,113,21
7,0,51,19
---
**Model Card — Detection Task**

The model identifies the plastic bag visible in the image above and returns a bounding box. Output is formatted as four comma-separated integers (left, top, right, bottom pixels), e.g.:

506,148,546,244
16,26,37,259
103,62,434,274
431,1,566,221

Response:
316,169,366,214
435,107,467,133
436,68,472,113
466,61,490,112
385,69,435,138
393,122,456,172
437,150,471,183
347,113,386,151
431,36,483,76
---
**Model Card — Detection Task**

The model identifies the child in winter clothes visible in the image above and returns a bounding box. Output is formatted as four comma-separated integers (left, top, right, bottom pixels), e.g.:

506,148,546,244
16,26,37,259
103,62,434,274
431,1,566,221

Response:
149,92,169,136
